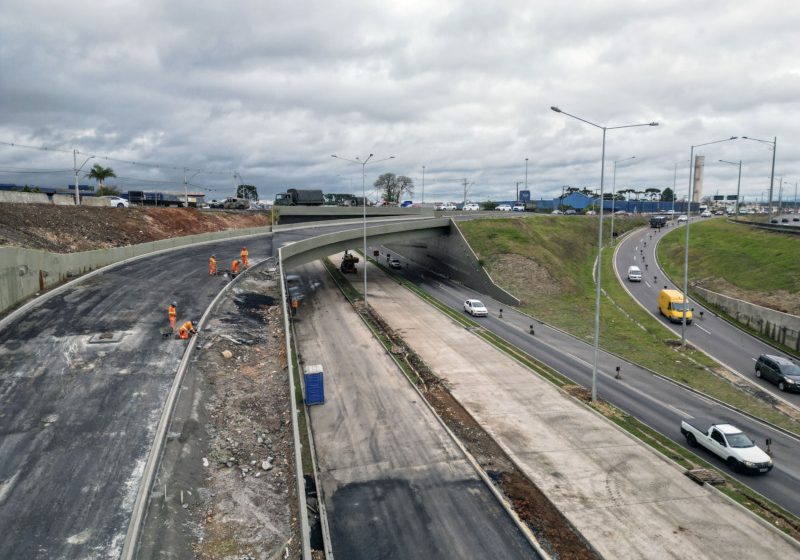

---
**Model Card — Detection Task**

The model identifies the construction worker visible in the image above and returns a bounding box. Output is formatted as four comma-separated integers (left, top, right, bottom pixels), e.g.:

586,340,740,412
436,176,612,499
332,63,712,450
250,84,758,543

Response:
168,302,177,332
240,246,249,269
178,320,197,340
231,258,240,278
209,255,217,276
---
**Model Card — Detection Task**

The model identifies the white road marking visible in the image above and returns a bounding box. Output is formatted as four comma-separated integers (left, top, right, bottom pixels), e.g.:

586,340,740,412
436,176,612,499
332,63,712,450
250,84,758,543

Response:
644,281,652,288
751,357,757,362
667,405,693,419
695,324,711,334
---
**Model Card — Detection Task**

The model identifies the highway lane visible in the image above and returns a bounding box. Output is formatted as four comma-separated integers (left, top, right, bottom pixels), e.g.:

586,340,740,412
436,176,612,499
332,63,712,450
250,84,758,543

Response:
380,248,800,517
290,261,539,560
615,218,800,407
0,235,273,559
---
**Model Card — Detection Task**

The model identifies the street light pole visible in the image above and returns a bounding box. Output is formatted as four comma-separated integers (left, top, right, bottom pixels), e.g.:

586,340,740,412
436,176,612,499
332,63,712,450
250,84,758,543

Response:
719,159,742,219
551,106,658,401
611,156,635,243
422,165,426,204
516,181,521,203
331,153,395,307
73,149,94,205
742,136,777,219
681,137,737,345
525,157,529,191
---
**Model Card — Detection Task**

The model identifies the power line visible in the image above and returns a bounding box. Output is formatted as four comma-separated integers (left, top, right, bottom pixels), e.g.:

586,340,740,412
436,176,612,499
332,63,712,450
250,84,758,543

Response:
0,140,232,176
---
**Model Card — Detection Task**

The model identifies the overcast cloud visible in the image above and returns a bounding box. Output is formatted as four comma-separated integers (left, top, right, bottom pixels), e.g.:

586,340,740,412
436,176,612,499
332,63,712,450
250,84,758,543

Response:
1,0,799,203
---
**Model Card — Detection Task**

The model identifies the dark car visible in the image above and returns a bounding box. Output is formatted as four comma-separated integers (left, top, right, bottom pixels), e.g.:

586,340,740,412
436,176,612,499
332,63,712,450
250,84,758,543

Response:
755,355,800,392
781,218,789,223
770,219,779,224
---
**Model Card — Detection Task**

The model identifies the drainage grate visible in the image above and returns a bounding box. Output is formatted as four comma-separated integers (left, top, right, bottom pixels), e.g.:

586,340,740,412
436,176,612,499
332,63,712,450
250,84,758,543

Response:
685,468,725,486
88,332,124,344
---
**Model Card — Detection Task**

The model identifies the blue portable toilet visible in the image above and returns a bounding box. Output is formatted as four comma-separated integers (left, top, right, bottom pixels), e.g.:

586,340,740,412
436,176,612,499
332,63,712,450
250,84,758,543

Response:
303,364,325,405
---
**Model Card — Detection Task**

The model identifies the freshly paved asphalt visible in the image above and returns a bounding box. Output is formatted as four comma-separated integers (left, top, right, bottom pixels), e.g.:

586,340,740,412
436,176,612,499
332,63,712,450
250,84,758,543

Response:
383,247,800,517
614,217,800,407
0,235,272,559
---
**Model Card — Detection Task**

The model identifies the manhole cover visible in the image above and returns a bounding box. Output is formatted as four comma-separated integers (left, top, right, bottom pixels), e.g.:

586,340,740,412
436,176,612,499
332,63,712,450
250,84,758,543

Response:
88,332,124,344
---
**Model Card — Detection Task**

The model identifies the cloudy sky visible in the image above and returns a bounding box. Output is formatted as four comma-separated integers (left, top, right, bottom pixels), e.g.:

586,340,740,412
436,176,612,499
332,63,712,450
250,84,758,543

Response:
1,0,798,204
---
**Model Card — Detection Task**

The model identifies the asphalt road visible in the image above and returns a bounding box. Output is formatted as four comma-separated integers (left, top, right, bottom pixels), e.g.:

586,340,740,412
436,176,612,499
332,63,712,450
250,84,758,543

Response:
381,247,800,517
0,235,273,559
290,260,538,560
614,218,800,407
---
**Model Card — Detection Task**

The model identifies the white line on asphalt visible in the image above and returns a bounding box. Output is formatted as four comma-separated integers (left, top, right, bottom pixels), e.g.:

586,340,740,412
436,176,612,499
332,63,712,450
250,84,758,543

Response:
752,357,757,362
695,324,711,334
644,281,652,288
667,404,693,419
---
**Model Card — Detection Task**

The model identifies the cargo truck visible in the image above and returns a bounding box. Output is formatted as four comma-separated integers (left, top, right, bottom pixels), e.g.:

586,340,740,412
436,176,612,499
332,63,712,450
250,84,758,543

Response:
274,188,325,206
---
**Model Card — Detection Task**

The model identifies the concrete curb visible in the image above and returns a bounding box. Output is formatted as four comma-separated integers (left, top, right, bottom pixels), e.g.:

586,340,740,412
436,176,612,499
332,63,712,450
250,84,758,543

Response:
278,252,313,560
121,260,260,559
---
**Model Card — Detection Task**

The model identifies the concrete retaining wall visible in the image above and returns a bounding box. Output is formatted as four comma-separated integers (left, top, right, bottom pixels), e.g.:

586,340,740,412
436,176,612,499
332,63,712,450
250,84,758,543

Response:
695,286,800,351
80,197,110,207
385,219,520,307
0,226,271,316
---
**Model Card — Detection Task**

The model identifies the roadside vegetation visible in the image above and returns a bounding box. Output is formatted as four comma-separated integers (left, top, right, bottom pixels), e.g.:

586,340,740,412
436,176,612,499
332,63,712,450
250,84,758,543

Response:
458,215,800,434
657,219,800,316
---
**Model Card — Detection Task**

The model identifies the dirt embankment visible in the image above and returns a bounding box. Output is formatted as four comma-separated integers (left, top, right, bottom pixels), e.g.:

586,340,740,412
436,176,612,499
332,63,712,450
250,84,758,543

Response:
0,203,269,253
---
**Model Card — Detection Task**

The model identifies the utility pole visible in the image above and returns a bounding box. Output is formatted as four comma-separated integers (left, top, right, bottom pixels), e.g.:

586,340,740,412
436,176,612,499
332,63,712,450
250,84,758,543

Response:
463,178,468,207
516,181,521,202
422,165,425,204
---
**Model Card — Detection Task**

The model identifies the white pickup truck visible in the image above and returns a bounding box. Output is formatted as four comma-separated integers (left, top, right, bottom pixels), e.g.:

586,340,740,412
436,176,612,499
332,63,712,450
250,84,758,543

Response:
681,418,773,474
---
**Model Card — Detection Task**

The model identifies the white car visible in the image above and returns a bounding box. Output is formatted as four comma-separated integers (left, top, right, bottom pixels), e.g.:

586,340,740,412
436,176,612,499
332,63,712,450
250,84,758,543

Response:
463,203,480,211
550,209,563,215
677,215,688,223
463,299,488,317
496,204,512,211
433,202,445,211
627,265,642,282
100,196,129,208
700,210,712,218
512,203,525,212
389,258,401,269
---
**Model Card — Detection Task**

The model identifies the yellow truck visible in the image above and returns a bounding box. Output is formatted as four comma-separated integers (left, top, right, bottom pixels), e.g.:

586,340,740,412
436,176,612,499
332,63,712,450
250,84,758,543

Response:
658,289,693,324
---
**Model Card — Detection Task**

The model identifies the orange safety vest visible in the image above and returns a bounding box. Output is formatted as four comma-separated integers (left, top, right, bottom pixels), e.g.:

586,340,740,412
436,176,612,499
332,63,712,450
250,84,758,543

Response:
178,321,195,339
232,260,240,274
209,257,217,272
241,248,249,264
168,305,177,319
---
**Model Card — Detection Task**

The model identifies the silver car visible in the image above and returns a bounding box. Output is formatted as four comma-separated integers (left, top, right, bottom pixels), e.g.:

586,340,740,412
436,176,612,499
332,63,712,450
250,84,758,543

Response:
463,299,488,317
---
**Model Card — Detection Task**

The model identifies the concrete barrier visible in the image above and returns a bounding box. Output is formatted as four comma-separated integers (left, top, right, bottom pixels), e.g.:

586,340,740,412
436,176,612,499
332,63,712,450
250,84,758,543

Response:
0,192,51,204
52,194,77,205
695,286,800,351
80,197,110,207
0,225,272,316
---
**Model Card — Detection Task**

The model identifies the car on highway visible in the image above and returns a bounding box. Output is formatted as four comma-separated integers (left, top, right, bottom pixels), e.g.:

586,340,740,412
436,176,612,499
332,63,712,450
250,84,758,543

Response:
512,203,526,212
627,265,642,282
794,217,799,222
434,202,445,211
585,210,597,215
681,419,773,474
677,215,688,223
463,203,480,211
496,204,512,211
714,210,724,215
771,218,779,224
389,258,402,269
755,355,800,392
565,209,577,215
463,299,488,317
100,196,129,208
550,209,563,215
700,210,712,217
781,218,789,223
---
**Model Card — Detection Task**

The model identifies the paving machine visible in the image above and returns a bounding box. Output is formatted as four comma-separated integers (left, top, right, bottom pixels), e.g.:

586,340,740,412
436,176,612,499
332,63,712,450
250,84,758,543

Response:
340,251,359,274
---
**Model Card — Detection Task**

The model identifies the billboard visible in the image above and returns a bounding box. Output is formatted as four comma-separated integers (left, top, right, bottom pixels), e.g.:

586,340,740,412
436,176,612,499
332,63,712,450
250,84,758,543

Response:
726,195,738,200
519,190,531,203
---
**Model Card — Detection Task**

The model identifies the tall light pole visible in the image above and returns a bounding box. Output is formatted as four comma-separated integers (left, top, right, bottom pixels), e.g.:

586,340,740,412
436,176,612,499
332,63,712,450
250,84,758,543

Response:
73,150,95,205
681,137,737,345
516,181,521,203
742,136,777,219
422,165,426,204
672,162,679,215
331,153,395,307
611,156,636,242
551,106,658,401
719,159,742,219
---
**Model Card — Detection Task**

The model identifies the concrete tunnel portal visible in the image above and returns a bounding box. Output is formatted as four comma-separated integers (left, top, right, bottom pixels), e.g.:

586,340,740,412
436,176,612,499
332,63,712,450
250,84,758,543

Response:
277,217,519,306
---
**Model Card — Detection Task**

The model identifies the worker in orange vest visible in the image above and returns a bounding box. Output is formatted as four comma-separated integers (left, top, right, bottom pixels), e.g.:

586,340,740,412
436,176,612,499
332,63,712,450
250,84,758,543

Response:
209,255,217,275
231,258,240,278
168,301,177,332
240,246,249,269
178,320,197,339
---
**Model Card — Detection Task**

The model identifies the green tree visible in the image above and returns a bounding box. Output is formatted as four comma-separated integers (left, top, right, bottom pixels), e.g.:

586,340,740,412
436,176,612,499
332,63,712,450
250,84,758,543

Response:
374,173,414,204
661,187,676,202
645,187,661,201
86,164,116,190
481,200,497,210
237,184,259,200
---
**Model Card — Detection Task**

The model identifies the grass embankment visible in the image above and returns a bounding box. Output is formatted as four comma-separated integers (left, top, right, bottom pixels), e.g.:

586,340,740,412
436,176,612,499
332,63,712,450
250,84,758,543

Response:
657,219,800,312
458,215,800,434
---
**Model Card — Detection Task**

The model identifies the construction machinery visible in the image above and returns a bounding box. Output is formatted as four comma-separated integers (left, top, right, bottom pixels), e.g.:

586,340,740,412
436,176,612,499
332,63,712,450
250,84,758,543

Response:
340,251,359,274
